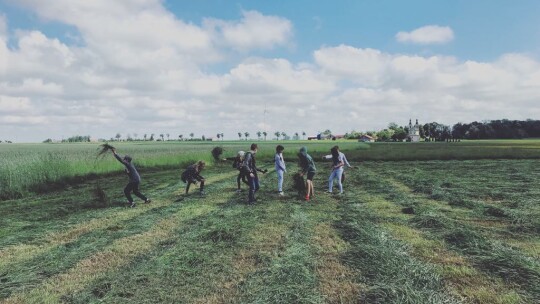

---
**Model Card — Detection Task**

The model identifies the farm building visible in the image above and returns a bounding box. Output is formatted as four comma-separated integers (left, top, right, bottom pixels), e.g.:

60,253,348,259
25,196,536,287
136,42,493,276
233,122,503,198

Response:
359,135,374,142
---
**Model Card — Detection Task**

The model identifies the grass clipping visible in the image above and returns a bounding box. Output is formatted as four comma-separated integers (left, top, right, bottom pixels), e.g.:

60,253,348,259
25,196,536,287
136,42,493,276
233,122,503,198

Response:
96,143,116,159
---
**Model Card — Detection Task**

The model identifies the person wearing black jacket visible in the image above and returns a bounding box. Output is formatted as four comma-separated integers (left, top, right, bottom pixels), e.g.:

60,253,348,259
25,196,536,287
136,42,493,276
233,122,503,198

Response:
112,149,151,207
241,144,267,204
181,161,206,195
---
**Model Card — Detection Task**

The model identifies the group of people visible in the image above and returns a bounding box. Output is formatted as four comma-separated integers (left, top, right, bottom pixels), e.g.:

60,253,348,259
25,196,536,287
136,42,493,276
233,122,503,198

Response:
111,144,353,207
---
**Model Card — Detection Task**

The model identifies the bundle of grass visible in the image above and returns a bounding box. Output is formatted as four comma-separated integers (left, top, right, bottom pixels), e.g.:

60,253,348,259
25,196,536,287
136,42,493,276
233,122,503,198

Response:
96,143,116,159
292,173,306,197
410,212,452,230
211,146,224,161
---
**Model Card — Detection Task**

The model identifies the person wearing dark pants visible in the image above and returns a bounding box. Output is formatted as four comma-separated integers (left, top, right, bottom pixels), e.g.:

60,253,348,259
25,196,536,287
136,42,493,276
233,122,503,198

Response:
242,144,266,204
233,151,249,193
182,161,206,195
298,146,316,201
112,149,150,208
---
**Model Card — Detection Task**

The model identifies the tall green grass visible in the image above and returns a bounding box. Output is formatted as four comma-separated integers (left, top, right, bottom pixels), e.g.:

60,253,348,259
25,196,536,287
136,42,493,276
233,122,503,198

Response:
0,141,363,200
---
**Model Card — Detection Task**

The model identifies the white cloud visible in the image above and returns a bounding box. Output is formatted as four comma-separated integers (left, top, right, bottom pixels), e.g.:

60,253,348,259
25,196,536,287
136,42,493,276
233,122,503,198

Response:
204,10,293,51
396,25,454,44
1,3,540,142
0,95,32,113
0,78,63,96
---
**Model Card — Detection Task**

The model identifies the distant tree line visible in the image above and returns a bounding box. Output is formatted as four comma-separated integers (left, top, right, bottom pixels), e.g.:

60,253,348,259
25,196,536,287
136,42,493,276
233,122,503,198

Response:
451,119,540,139
344,119,540,142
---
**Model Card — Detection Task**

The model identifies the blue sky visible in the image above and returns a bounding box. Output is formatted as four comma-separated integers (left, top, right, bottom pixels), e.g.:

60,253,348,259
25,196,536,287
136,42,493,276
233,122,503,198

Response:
1,0,540,142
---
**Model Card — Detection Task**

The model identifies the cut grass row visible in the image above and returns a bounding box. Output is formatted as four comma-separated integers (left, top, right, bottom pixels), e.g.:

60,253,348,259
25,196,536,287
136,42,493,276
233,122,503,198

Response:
2,158,539,303
350,166,540,302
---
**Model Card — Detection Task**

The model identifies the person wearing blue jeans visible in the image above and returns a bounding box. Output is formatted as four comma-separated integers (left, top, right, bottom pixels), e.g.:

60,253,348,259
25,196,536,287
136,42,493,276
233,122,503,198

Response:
242,144,267,204
328,147,345,194
274,145,286,196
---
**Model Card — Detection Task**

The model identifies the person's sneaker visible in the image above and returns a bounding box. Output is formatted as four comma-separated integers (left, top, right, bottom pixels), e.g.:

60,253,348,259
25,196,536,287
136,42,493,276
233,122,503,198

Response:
278,192,284,196
129,201,136,208
305,195,310,201
326,191,333,194
144,199,151,204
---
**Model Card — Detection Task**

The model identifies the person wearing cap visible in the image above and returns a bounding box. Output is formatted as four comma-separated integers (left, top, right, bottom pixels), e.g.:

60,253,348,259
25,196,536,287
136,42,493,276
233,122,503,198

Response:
298,146,316,201
112,148,151,207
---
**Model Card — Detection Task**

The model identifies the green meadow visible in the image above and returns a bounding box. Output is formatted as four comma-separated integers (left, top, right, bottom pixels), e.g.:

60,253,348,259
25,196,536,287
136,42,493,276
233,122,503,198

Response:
0,140,539,303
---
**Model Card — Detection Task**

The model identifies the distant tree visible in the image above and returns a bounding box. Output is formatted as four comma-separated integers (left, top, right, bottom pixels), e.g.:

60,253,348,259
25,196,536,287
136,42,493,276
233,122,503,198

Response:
263,131,267,140
302,131,306,140
202,135,206,141
166,133,170,141
144,134,147,141
43,138,53,143
115,133,121,141
216,133,221,140
150,133,155,141
376,129,393,142
220,133,224,140
244,132,250,141
178,134,183,141
281,132,287,140
190,133,194,140
274,131,280,140
257,131,262,140
294,132,299,140
391,128,407,142
238,132,242,140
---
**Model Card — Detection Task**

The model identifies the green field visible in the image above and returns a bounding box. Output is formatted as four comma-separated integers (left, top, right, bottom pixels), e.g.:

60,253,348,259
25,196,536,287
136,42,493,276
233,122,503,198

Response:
0,141,539,303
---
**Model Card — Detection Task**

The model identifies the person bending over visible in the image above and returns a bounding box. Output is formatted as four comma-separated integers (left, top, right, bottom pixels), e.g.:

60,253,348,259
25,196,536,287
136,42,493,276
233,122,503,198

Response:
112,149,151,208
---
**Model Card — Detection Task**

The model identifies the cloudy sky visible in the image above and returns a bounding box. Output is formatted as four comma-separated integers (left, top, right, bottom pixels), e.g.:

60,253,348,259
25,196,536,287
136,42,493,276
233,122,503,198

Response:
1,0,540,142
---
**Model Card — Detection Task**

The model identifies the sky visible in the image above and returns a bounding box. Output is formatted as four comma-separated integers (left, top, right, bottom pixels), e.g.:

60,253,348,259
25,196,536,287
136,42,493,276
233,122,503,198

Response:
1,0,540,142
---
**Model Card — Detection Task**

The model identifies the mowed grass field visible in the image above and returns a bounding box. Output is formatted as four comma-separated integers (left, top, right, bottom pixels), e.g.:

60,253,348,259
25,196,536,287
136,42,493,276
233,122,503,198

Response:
0,140,539,303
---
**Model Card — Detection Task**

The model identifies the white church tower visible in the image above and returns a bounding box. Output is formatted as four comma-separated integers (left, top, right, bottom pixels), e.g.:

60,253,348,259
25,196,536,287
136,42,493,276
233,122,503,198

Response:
408,119,421,142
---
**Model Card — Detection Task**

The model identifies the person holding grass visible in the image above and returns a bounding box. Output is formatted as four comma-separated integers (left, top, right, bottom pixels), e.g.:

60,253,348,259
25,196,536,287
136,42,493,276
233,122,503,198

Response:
181,161,206,195
322,145,353,184
327,147,345,194
112,149,151,208
298,146,316,201
275,145,287,196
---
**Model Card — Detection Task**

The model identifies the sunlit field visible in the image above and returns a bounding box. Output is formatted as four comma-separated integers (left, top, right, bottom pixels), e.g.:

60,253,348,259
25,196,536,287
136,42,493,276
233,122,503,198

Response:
0,140,539,303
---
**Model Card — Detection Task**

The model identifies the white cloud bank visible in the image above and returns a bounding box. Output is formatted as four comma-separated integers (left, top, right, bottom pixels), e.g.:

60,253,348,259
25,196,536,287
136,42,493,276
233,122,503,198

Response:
396,25,454,44
1,3,539,142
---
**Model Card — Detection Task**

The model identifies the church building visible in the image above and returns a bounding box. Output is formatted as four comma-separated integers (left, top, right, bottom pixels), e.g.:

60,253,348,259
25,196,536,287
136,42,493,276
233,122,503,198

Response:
408,119,421,142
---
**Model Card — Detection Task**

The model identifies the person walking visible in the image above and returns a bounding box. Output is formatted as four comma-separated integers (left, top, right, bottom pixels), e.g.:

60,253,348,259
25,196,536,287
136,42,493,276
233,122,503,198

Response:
181,161,206,195
274,145,286,196
233,151,249,193
242,144,266,205
112,149,151,208
327,147,345,194
298,146,316,201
